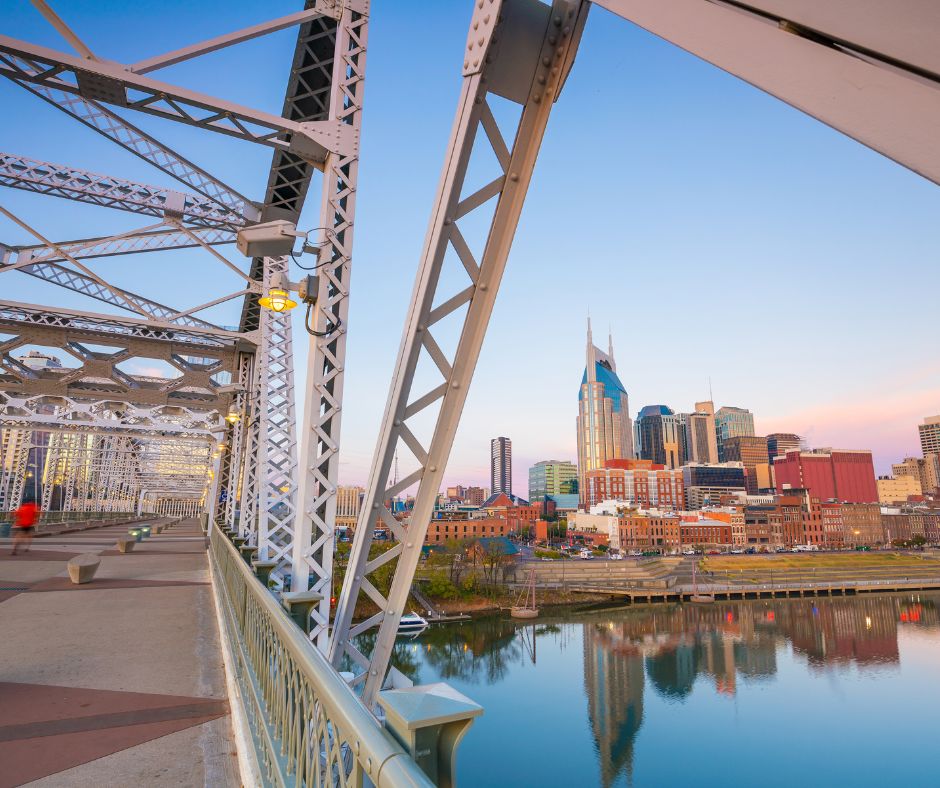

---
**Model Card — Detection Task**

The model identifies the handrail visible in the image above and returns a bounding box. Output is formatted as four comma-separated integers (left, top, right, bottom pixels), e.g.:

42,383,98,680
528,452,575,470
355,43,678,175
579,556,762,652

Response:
208,521,432,788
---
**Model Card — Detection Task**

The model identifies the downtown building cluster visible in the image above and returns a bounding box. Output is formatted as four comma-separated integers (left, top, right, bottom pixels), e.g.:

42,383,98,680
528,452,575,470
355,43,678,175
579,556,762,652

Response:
331,326,940,552
560,322,940,552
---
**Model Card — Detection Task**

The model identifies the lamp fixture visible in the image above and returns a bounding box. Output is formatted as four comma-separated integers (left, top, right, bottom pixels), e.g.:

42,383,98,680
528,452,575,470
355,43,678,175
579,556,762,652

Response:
259,271,298,313
225,410,241,425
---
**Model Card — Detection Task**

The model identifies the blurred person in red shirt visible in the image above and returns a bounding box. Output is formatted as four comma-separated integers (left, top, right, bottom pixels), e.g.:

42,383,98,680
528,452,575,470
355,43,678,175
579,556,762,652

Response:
11,497,38,555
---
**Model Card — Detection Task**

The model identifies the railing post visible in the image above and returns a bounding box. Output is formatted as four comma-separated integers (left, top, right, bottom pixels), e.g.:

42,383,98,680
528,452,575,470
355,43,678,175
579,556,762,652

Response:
280,591,323,636
378,683,482,788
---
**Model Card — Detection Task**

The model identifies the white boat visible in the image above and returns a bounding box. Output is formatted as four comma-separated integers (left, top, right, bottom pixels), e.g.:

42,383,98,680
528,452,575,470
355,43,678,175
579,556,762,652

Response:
511,566,539,619
397,611,428,634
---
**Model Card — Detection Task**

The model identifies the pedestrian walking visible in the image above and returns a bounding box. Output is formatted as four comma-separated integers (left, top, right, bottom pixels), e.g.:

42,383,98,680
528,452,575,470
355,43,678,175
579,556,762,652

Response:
11,497,39,555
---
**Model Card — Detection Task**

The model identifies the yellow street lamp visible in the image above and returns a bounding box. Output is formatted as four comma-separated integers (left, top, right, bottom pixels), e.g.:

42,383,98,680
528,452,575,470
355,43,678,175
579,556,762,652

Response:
259,272,297,313
225,410,241,425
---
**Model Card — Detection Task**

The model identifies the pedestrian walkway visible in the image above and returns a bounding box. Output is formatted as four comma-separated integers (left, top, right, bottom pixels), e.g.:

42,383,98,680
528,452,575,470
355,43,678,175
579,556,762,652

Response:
0,518,238,787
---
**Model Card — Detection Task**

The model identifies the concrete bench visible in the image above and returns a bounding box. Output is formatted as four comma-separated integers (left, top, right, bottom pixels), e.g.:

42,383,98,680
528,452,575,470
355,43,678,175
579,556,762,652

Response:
116,539,136,554
67,554,101,584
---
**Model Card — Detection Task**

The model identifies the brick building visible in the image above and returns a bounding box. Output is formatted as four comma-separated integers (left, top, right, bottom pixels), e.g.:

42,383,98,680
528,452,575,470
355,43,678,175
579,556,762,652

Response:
680,519,733,549
617,510,682,553
425,517,512,545
583,459,684,510
774,449,878,503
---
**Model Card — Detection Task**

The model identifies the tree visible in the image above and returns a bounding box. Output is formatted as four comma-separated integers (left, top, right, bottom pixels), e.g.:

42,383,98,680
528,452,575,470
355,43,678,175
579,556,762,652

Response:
480,540,515,587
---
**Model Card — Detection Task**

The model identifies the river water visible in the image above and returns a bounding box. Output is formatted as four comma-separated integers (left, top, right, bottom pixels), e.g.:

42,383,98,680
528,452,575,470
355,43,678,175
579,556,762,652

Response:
390,593,940,787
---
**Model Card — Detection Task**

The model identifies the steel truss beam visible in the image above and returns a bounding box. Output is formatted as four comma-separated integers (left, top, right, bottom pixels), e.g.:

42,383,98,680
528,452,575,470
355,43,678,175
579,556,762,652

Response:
6,226,235,266
291,2,368,649
0,152,245,230
595,0,940,185
0,33,353,166
6,80,257,221
0,303,242,409
330,0,589,705
0,395,222,441
216,351,253,531
0,300,245,347
246,256,299,576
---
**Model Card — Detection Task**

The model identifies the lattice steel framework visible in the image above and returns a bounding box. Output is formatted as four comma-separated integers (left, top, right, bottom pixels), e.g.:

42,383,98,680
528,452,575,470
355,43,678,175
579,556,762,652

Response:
330,0,591,704
291,3,368,648
0,0,366,575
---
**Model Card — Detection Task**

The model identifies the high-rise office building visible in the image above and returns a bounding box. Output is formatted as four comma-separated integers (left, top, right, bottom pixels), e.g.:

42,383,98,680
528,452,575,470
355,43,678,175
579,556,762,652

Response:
919,415,940,456
682,463,747,509
635,405,686,469
721,435,771,494
335,485,364,530
767,433,803,460
685,401,719,464
576,320,633,503
893,456,940,496
774,449,878,503
529,460,577,501
490,437,512,496
715,406,755,460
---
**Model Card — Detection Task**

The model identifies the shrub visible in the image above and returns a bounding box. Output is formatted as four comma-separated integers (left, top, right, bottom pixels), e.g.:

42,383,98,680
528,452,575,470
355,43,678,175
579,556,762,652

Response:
426,571,458,600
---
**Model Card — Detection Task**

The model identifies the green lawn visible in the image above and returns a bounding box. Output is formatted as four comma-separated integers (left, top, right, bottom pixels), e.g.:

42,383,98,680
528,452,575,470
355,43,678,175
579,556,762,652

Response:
704,553,940,572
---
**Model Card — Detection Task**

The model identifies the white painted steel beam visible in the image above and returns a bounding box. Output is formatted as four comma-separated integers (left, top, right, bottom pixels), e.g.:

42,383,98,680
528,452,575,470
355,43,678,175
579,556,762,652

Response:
0,34,353,166
329,0,590,706
0,153,245,230
594,0,940,184
8,226,235,265
291,3,368,650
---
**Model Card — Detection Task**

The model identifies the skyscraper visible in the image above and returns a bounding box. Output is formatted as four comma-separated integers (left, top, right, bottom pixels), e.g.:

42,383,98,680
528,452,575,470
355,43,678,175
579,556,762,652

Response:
715,406,755,460
490,437,512,496
767,433,803,460
635,405,686,469
529,460,577,501
684,401,719,464
721,435,771,494
919,415,940,456
576,320,633,503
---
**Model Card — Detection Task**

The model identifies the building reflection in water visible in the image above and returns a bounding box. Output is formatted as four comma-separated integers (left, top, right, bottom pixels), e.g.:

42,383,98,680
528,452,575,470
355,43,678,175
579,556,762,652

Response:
392,595,938,788
581,595,937,786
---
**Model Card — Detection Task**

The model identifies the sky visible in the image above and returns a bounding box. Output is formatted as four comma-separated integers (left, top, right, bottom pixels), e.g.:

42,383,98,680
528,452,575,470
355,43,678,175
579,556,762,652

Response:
2,1,938,494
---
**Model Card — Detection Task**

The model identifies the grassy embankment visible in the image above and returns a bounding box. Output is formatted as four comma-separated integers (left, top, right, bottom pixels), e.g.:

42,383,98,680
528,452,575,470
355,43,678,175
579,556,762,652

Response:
701,552,940,584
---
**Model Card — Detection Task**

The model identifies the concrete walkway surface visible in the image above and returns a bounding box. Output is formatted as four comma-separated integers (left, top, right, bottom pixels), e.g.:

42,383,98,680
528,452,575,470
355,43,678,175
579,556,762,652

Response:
0,518,238,787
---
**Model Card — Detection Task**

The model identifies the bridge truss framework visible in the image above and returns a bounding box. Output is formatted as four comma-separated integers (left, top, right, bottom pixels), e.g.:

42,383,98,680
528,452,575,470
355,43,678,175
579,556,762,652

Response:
1,0,937,711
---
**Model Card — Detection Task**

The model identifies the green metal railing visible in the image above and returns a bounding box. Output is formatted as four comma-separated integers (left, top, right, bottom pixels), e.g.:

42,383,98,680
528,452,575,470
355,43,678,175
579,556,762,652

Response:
208,523,432,788
0,511,144,532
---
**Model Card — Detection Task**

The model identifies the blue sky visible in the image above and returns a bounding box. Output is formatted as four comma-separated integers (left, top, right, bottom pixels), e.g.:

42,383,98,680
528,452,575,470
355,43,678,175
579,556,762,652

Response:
2,1,938,491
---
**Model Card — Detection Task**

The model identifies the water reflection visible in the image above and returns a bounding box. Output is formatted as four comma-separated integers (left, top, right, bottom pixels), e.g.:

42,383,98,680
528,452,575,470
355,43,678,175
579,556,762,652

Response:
393,595,939,786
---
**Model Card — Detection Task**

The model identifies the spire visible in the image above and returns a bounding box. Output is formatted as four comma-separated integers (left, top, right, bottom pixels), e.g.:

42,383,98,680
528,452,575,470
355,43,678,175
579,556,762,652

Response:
586,316,596,384
608,326,616,372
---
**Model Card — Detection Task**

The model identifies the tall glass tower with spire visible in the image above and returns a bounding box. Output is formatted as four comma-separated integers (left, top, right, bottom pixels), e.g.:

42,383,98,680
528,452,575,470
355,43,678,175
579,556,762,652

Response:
577,319,633,505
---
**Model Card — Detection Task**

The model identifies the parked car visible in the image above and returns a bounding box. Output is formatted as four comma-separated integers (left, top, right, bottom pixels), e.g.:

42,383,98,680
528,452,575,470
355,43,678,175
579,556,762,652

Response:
579,548,594,560
682,549,696,556
730,549,744,554
609,552,624,560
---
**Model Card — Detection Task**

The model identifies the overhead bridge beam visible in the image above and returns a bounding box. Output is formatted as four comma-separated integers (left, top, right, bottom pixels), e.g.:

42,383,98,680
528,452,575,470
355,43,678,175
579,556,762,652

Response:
594,0,940,184
0,152,248,230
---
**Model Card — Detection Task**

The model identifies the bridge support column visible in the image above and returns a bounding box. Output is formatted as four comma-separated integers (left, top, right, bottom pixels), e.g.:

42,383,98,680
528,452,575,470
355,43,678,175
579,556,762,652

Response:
330,0,591,705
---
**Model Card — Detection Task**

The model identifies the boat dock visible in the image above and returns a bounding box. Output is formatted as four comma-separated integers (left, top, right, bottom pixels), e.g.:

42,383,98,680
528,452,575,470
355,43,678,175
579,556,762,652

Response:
569,578,940,604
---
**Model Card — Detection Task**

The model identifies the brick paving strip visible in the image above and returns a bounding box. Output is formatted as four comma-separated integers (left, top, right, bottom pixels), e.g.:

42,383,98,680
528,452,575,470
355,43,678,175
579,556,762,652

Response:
0,682,228,787
0,517,238,786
